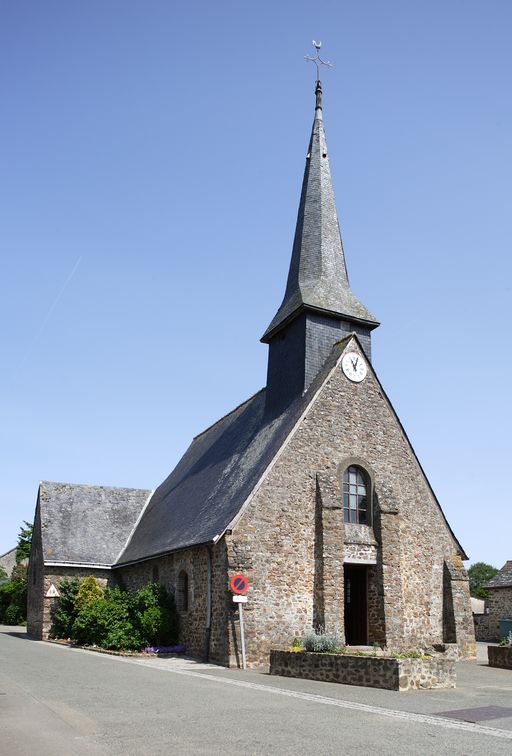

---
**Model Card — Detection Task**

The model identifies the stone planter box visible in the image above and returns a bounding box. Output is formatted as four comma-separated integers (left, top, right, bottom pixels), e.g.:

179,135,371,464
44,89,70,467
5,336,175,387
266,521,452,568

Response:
269,650,456,691
488,645,512,669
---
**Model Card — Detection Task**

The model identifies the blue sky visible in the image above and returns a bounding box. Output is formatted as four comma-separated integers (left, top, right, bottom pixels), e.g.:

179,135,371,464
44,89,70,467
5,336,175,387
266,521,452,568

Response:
1,1,510,568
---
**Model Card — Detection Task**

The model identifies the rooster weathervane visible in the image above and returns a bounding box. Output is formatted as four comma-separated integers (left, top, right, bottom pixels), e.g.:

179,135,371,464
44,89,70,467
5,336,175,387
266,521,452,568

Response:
304,40,333,80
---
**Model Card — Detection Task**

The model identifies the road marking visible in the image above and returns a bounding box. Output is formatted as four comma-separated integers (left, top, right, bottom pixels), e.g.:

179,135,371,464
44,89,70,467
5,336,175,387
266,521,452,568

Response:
42,642,512,741
165,668,512,740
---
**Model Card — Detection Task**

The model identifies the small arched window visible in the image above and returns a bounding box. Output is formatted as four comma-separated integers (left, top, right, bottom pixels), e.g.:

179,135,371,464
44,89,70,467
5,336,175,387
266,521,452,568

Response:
343,466,369,524
177,570,189,612
152,565,159,583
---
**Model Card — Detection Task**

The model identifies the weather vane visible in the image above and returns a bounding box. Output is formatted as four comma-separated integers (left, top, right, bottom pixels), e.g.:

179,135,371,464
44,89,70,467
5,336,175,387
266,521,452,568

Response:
304,40,333,81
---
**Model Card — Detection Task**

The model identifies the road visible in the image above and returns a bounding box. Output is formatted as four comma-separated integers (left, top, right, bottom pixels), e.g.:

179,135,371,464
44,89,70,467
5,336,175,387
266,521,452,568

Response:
1,626,512,755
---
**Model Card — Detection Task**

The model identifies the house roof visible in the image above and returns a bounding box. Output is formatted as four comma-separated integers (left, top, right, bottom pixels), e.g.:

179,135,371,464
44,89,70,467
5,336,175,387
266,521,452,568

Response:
486,561,512,589
116,337,353,566
261,80,378,342
0,547,17,578
38,481,150,566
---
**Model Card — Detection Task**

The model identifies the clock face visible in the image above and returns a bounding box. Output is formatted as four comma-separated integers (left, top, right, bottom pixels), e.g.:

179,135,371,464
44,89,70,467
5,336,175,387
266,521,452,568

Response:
341,351,367,383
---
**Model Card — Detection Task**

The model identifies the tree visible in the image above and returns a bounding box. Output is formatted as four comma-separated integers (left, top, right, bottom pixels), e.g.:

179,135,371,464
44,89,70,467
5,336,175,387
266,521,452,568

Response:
0,563,28,624
468,562,499,600
15,521,33,564
74,576,104,613
0,565,7,581
49,577,81,639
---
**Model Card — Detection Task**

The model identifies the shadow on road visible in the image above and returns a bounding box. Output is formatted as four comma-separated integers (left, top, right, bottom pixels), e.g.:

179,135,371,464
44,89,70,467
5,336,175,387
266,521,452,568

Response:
0,626,39,641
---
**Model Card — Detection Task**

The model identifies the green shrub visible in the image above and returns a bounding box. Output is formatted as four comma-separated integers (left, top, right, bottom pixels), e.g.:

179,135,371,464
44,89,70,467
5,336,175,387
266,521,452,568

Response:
74,576,104,613
50,577,81,639
499,631,512,647
303,629,342,653
132,582,179,647
51,578,179,652
4,603,25,625
71,595,142,650
0,564,27,624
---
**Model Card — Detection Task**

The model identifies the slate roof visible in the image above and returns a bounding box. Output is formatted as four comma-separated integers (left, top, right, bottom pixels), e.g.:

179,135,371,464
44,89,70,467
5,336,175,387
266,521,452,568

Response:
262,81,378,342
39,482,150,566
486,561,512,589
116,337,353,566
0,547,17,578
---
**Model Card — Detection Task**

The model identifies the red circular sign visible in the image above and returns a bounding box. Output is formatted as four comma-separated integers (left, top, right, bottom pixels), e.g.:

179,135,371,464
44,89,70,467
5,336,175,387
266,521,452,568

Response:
230,573,248,595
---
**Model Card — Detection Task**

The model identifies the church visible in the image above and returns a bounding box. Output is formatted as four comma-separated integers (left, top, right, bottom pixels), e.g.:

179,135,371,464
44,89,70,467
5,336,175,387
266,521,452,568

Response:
27,77,476,666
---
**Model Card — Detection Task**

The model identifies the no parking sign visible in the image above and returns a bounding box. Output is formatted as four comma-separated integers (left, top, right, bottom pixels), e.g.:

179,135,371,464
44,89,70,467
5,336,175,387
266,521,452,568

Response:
230,573,248,669
230,573,248,595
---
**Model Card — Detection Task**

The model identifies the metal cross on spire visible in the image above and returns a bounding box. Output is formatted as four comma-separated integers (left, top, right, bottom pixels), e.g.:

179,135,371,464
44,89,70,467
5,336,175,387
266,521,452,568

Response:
304,40,333,81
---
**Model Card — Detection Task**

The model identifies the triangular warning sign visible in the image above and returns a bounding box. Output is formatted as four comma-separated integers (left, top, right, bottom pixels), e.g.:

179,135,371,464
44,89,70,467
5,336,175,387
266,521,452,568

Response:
45,583,60,598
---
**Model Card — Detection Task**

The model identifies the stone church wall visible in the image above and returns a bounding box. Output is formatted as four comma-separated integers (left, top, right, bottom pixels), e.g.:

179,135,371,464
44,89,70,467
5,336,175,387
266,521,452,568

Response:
117,541,229,664
226,343,475,666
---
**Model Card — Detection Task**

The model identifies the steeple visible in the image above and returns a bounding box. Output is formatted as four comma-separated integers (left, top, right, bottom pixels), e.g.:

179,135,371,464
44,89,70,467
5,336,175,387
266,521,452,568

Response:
263,79,379,414
262,79,378,342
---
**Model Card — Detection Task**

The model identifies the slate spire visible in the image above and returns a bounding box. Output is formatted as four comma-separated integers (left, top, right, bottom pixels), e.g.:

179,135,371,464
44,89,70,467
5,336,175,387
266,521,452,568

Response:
261,80,378,342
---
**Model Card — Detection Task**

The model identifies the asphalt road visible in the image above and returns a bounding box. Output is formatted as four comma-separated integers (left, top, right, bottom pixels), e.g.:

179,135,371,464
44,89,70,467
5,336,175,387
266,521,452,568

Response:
1,626,512,755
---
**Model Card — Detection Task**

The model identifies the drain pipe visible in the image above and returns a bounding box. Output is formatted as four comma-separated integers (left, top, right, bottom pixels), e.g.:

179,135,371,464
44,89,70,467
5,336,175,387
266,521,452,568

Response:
204,545,212,662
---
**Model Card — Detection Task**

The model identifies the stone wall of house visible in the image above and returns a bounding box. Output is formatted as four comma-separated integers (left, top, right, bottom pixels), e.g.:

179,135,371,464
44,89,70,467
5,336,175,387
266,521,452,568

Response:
27,497,115,639
269,650,456,691
41,567,112,639
484,588,512,641
474,612,494,642
117,541,229,665
226,341,475,666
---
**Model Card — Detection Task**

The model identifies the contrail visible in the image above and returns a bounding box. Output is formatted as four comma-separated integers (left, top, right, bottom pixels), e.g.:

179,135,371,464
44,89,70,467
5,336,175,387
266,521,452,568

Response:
16,256,83,374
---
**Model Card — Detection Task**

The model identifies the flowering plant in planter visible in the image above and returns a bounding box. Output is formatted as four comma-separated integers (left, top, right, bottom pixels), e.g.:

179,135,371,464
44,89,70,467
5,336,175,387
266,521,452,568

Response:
499,631,512,647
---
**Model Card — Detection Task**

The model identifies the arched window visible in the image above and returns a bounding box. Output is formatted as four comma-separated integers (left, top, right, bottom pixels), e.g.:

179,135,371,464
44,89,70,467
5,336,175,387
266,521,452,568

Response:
152,565,159,583
343,466,369,524
177,570,189,612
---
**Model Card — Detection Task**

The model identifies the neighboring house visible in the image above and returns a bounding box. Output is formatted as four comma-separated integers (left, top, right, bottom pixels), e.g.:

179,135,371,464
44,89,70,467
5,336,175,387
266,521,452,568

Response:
27,482,150,638
483,561,512,641
0,547,17,580
27,79,476,665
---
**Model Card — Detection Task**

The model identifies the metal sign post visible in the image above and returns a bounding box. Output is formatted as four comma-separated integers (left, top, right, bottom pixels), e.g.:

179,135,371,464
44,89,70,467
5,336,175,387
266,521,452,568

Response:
230,574,249,670
238,601,247,670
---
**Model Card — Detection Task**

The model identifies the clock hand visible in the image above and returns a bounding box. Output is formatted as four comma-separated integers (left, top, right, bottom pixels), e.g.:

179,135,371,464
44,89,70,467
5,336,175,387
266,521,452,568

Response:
351,357,359,371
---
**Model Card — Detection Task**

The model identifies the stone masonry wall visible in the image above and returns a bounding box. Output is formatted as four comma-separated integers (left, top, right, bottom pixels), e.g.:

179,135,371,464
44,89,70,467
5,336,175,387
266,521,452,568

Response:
488,645,512,669
474,613,495,642
33,566,113,639
117,541,229,665
270,650,456,691
227,339,474,666
484,588,512,641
